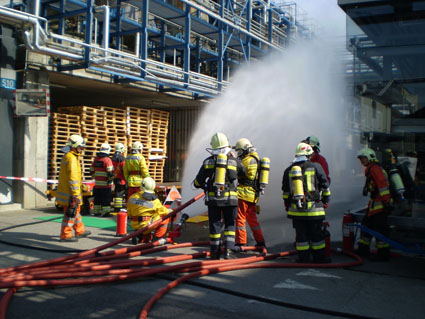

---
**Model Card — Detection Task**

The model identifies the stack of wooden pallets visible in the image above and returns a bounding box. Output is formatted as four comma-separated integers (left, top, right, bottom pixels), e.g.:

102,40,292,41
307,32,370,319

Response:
49,106,169,183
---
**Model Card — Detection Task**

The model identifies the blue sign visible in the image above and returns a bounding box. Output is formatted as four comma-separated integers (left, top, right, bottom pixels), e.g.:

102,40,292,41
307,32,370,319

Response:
0,77,16,90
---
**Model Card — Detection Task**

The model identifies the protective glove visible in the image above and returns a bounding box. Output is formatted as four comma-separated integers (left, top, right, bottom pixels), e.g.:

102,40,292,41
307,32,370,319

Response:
323,202,329,209
284,201,289,212
322,196,330,208
66,196,80,218
362,186,369,197
81,184,89,193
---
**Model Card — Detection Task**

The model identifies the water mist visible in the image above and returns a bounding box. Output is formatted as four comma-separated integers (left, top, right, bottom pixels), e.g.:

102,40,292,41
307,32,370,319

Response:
179,40,367,248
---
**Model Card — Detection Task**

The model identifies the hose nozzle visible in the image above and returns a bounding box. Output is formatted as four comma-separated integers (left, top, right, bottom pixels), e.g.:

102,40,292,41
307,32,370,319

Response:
177,213,189,227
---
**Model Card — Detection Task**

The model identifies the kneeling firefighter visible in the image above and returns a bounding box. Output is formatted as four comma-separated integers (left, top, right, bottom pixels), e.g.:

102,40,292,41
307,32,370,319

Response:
127,177,170,244
193,132,246,260
282,142,331,263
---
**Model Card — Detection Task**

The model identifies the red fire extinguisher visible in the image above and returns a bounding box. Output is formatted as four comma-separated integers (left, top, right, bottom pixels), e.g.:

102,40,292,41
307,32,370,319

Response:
342,212,355,252
323,221,331,257
116,211,128,237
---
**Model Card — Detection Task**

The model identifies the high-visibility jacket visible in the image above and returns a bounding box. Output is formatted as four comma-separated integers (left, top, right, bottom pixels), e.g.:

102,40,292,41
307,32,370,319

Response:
111,152,126,185
282,160,330,220
127,191,169,232
90,153,114,188
123,151,150,187
364,162,391,216
56,150,83,207
194,154,245,207
311,152,331,185
237,152,260,203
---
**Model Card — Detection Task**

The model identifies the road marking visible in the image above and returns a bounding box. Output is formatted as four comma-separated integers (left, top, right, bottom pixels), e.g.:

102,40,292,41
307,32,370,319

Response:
273,279,318,290
296,268,342,279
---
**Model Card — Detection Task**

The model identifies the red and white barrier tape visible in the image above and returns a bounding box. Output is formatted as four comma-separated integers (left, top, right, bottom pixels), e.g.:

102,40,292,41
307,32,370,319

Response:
0,176,95,185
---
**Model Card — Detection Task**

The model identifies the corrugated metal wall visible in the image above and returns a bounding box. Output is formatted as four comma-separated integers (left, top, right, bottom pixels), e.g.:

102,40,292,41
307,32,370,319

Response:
164,108,201,182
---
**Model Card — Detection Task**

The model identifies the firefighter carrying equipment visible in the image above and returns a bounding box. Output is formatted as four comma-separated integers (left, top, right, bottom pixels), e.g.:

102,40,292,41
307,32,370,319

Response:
382,149,405,199
357,147,378,162
141,177,156,193
363,162,391,217
66,134,86,148
296,142,314,157
115,142,126,154
306,135,321,152
99,143,111,154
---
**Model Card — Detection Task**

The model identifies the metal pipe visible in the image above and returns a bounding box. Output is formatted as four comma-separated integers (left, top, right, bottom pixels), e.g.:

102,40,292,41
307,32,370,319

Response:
180,0,284,52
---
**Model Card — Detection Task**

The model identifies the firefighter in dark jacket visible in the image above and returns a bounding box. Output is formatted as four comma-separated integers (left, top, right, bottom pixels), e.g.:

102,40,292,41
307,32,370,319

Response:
194,132,246,260
356,147,392,261
282,142,331,263
90,143,114,217
111,142,126,212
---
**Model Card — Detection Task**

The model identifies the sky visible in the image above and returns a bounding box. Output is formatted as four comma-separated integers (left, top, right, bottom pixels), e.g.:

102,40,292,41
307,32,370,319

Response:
282,0,347,38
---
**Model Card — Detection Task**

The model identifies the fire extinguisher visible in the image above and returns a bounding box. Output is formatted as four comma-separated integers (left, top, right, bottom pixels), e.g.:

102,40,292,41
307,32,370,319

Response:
116,211,128,237
323,221,331,257
342,212,355,252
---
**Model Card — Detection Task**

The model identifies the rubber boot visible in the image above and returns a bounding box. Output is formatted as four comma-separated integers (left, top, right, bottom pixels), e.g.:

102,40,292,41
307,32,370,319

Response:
224,249,237,259
296,250,311,263
312,248,331,264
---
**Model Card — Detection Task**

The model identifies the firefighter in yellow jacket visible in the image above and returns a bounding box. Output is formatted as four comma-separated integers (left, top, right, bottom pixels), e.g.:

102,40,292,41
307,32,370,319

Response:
124,141,150,203
56,134,91,242
234,138,266,248
127,177,170,244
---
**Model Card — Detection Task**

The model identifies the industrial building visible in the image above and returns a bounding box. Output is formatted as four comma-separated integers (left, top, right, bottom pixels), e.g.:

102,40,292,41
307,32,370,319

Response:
339,0,425,204
0,0,312,208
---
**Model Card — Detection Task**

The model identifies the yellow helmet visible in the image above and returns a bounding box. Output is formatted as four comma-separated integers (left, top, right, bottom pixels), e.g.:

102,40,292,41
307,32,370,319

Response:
235,138,253,157
296,142,313,157
357,147,377,162
115,142,126,153
99,143,111,154
306,136,320,152
66,134,86,148
132,141,143,151
141,177,156,193
210,132,230,150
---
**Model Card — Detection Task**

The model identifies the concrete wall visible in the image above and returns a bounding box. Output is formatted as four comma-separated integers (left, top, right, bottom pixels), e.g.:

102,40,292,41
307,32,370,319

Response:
0,25,16,204
13,70,50,208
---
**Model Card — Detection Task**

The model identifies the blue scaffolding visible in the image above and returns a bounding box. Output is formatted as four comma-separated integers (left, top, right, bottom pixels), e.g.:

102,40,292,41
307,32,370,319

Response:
0,0,311,99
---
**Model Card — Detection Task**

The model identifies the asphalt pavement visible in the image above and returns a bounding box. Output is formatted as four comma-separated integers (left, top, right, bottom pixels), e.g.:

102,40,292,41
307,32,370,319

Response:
0,204,424,319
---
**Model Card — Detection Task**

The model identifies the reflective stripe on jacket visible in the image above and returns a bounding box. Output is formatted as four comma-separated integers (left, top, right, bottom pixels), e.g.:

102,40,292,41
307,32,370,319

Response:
127,192,169,230
123,152,150,187
237,152,259,203
282,160,330,220
365,163,391,216
56,150,83,207
90,154,114,188
194,154,245,207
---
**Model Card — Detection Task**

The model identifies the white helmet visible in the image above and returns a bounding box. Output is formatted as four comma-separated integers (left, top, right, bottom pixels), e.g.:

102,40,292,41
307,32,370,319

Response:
66,134,86,148
295,142,313,157
99,143,111,154
141,177,156,193
115,142,126,153
132,141,143,151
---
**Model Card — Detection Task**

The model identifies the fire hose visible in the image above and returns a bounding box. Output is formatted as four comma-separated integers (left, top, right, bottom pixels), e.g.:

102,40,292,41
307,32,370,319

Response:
0,191,367,319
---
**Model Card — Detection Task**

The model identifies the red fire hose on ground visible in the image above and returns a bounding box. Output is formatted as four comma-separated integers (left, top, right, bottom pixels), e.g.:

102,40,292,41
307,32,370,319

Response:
0,191,364,319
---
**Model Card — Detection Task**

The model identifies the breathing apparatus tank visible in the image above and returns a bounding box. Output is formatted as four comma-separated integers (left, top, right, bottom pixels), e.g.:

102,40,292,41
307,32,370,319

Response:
290,165,304,208
258,157,270,195
388,167,405,199
214,153,227,196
